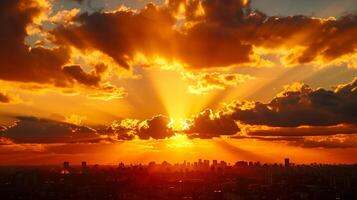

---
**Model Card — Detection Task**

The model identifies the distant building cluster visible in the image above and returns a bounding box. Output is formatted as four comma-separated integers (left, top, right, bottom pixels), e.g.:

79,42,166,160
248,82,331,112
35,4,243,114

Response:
0,158,356,199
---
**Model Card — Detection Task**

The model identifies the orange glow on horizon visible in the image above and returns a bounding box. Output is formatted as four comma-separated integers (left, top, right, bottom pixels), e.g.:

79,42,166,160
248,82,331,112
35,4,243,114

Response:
167,134,193,149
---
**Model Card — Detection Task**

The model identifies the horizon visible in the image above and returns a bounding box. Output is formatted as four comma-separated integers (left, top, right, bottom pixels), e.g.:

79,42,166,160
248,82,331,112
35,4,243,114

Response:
3,159,357,167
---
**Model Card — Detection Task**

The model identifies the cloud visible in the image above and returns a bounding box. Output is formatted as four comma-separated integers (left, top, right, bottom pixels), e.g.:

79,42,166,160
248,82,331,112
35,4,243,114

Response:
0,0,71,85
247,124,357,137
65,114,87,125
289,135,357,149
62,65,102,86
52,0,357,70
225,77,357,127
2,0,356,89
105,119,140,140
49,8,80,25
185,109,240,138
0,93,12,103
52,0,258,69
0,116,100,143
232,133,357,149
107,111,240,140
137,115,175,139
183,72,254,95
0,111,238,143
53,3,176,69
0,0,125,100
86,83,127,101
0,92,23,104
108,115,175,140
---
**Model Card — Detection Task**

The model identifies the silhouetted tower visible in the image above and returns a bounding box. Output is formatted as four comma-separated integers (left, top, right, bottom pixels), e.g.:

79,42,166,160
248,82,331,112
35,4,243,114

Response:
118,162,125,168
63,161,70,169
284,158,290,167
212,160,218,168
81,161,87,168
204,160,210,168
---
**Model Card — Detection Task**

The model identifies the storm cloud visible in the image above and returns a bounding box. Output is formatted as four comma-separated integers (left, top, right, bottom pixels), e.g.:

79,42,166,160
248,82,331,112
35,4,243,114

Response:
0,116,100,143
225,77,357,127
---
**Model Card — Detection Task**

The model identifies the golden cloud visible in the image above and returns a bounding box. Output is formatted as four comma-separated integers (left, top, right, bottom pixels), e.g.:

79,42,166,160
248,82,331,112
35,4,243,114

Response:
183,72,254,95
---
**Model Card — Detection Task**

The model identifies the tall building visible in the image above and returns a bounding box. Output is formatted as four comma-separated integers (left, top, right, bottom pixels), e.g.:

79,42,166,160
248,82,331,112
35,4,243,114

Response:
119,162,125,168
81,161,87,168
63,161,69,169
212,160,218,168
204,160,210,167
284,158,290,167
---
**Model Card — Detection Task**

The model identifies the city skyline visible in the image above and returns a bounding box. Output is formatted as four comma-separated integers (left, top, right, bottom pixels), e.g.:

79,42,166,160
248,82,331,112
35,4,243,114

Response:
1,158,356,199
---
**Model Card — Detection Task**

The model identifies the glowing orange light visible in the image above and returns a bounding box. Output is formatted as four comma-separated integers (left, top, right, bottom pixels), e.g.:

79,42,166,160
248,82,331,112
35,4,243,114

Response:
167,134,193,149
168,117,190,131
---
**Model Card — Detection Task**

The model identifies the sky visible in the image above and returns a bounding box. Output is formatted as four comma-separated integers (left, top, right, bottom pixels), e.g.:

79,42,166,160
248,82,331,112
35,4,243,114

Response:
0,0,357,165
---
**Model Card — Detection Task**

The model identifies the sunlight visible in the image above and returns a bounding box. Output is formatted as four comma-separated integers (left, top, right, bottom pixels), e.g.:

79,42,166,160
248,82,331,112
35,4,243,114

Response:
167,134,193,149
143,62,234,121
168,117,190,131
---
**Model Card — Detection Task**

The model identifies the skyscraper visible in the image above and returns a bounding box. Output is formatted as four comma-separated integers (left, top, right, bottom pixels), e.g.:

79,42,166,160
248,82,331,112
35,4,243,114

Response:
63,161,69,169
284,158,290,167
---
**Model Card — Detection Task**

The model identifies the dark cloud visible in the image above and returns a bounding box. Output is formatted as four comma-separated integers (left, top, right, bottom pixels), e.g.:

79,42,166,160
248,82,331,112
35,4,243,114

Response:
186,109,240,138
247,124,357,137
0,0,110,88
62,65,102,86
0,116,100,143
225,77,357,127
108,115,175,140
53,3,177,69
0,93,11,103
289,135,357,149
0,0,70,85
232,135,304,142
53,0,254,69
232,134,357,149
107,111,240,140
1,0,356,87
137,115,175,139
52,0,357,69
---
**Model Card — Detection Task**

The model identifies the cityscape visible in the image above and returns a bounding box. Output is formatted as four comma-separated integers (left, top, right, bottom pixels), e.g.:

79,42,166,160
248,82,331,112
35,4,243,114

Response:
1,159,357,200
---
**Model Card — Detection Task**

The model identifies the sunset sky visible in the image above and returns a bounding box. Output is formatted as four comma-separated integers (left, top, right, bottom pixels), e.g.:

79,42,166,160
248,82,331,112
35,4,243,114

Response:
1,0,357,165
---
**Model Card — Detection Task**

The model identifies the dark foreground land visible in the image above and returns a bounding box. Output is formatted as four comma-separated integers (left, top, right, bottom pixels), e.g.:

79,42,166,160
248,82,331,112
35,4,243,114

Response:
0,160,357,200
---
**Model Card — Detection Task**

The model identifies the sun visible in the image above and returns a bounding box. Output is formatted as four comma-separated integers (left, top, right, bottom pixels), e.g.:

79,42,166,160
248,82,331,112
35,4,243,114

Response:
166,118,193,150
168,117,190,131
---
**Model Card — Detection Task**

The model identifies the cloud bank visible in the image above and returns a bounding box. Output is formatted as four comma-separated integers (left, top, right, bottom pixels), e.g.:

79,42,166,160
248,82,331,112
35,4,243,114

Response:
225,78,357,127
